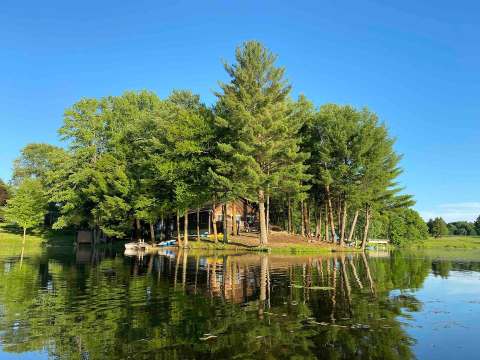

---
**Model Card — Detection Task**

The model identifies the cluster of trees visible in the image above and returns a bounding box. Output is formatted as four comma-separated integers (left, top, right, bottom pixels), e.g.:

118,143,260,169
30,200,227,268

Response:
366,208,429,246
2,41,426,247
427,216,480,237
429,218,480,237
448,220,480,236
427,217,449,238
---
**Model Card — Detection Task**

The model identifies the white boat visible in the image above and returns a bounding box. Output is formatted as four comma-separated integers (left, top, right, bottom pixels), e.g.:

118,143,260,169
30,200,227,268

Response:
125,242,140,250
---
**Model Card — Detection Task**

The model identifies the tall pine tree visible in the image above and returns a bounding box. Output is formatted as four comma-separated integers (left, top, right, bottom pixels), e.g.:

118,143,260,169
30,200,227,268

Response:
214,41,303,245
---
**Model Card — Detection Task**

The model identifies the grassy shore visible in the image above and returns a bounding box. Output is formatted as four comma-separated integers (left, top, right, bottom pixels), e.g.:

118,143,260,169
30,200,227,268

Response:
183,232,340,254
0,225,44,257
0,223,75,257
414,236,480,249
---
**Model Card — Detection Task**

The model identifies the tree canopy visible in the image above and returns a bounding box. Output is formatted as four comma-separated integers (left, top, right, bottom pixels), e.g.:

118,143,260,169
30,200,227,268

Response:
428,217,449,238
4,178,47,238
3,40,422,248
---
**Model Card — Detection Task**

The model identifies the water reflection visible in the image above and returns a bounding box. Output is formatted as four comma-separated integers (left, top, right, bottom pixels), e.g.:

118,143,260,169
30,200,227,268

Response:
1,246,479,359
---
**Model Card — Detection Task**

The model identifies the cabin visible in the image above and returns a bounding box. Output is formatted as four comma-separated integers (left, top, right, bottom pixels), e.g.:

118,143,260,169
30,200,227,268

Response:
76,198,258,243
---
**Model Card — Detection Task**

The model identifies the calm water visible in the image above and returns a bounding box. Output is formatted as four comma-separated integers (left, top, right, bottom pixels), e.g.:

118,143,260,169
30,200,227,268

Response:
1,244,480,359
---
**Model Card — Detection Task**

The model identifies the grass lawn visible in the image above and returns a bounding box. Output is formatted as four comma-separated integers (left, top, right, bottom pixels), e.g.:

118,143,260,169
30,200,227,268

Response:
0,225,44,257
184,232,337,254
415,236,480,249
0,223,75,257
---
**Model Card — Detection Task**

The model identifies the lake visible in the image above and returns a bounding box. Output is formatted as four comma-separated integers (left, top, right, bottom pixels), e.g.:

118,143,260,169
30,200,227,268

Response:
1,244,480,359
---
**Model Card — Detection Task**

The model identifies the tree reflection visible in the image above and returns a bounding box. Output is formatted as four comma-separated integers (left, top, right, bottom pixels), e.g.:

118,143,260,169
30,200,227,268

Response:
0,247,450,359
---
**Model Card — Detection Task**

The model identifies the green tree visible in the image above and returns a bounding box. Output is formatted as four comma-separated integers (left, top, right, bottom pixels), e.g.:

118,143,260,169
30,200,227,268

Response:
303,104,407,248
431,217,448,238
0,178,9,207
215,41,302,246
0,178,10,221
387,208,429,246
4,179,47,241
162,90,214,246
446,221,475,236
447,222,457,235
12,143,68,185
51,96,135,240
475,215,480,235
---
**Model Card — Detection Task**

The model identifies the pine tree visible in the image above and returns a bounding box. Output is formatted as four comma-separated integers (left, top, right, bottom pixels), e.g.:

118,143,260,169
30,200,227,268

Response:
214,41,301,246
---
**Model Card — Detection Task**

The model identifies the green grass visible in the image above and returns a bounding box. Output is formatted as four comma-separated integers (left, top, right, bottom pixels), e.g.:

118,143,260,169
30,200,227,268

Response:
184,238,339,254
0,223,75,257
184,239,270,253
268,244,334,255
0,225,44,257
413,236,480,249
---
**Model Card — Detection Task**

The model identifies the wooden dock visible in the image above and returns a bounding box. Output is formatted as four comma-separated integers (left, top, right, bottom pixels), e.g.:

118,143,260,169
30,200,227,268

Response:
368,239,389,249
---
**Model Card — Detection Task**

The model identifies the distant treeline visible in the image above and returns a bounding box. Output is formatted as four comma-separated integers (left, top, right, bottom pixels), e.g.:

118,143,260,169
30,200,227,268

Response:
1,41,428,247
427,217,480,237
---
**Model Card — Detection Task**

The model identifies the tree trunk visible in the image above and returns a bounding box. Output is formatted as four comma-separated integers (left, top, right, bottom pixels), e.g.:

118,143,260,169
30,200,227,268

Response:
337,201,342,234
208,210,211,235
347,210,359,244
361,206,371,250
222,203,228,243
20,227,26,268
303,200,310,238
196,207,200,241
325,203,330,242
266,193,270,235
258,189,268,246
300,201,305,237
149,222,155,243
93,226,97,245
176,210,181,245
291,200,295,234
339,201,347,246
136,218,141,240
160,216,165,240
232,201,237,236
287,197,292,234
316,205,322,239
318,206,322,240
212,202,218,243
325,185,337,243
184,209,189,247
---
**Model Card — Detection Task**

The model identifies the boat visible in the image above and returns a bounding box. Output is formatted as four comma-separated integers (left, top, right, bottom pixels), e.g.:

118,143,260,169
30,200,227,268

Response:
125,239,148,250
158,240,176,247
125,239,176,251
125,242,140,250
124,248,141,256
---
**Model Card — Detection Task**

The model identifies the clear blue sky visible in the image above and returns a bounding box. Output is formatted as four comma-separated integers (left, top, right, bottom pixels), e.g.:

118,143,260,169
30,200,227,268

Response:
1,0,479,222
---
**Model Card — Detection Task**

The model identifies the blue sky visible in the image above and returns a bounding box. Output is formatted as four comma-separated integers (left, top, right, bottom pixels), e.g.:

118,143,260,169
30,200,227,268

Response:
1,0,479,222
